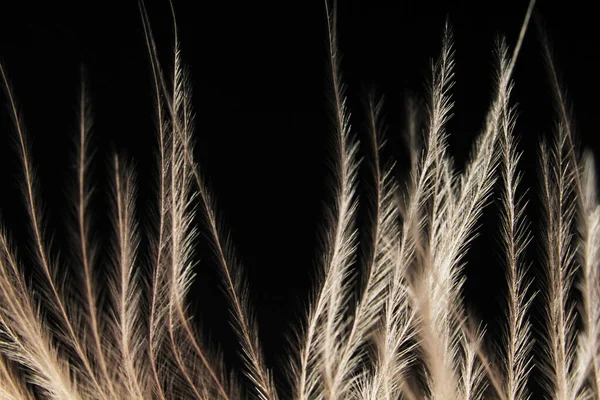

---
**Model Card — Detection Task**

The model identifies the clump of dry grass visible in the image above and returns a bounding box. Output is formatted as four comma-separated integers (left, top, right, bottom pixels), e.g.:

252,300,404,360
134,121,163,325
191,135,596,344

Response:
0,0,599,399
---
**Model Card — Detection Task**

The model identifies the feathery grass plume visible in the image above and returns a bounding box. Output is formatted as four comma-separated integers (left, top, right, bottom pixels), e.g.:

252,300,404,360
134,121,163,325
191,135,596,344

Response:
404,2,534,398
495,37,535,400
0,226,80,400
138,4,228,398
537,31,590,400
142,2,278,398
4,0,600,399
107,154,145,398
290,2,360,399
0,61,104,400
539,31,600,399
139,4,239,399
538,128,580,400
355,93,417,400
70,67,119,400
407,22,463,399
537,33,600,400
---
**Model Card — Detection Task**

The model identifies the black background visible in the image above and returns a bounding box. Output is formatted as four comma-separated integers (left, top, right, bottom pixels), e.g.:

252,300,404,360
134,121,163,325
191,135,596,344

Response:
0,0,598,395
